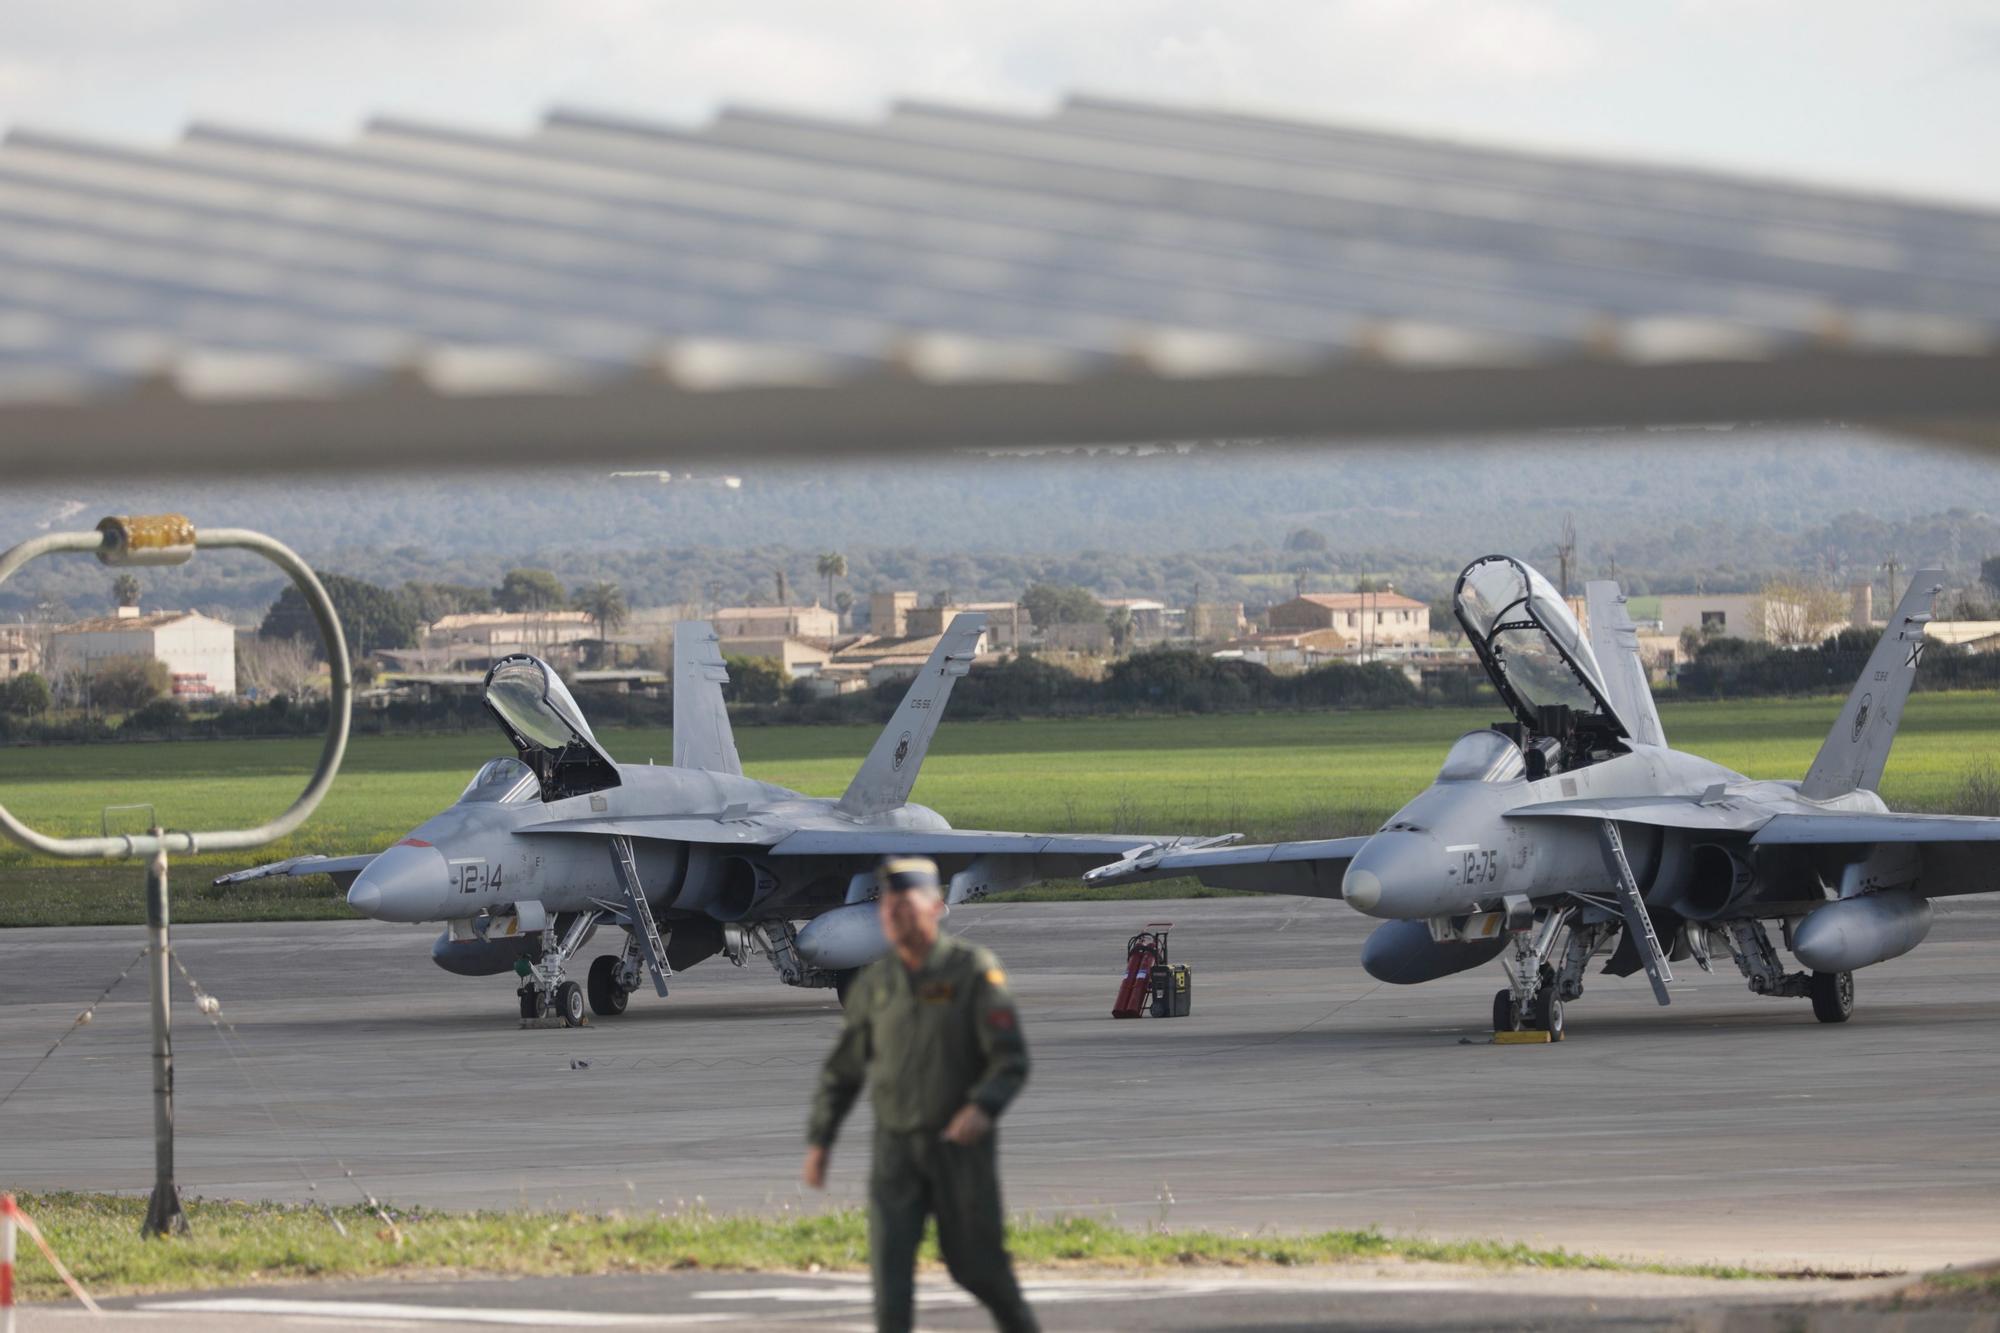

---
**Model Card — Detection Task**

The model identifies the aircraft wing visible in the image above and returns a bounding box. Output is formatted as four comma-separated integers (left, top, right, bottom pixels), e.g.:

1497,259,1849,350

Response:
1505,795,1771,834
1082,836,1371,899
211,853,377,887
1753,811,2000,845
764,828,1175,877
520,815,786,846
1752,811,2000,899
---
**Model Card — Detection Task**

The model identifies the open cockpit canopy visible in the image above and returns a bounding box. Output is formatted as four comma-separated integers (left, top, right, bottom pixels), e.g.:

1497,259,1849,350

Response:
1453,555,1628,743
482,655,621,801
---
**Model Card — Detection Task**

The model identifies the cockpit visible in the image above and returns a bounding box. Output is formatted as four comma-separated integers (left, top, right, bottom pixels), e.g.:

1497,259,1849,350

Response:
1436,729,1528,784
1453,554,1630,775
457,757,539,804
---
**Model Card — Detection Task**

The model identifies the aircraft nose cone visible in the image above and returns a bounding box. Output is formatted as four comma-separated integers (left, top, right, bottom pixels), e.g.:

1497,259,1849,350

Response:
1342,833,1440,920
348,842,450,922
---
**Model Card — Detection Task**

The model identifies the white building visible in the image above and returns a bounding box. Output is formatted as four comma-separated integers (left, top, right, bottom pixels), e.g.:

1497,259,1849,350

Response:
48,609,238,699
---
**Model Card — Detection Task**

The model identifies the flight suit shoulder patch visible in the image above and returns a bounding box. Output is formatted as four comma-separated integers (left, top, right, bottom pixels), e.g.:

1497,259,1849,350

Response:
984,967,1006,987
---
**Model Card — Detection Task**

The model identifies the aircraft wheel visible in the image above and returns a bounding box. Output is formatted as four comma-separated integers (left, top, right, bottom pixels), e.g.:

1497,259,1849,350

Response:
556,980,587,1028
833,969,858,1008
1491,988,1518,1032
518,987,541,1021
1809,970,1854,1024
587,956,629,1016
1530,990,1565,1042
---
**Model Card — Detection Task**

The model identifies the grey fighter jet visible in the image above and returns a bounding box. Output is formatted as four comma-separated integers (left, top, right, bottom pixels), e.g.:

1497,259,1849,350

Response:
219,614,1189,1026
1090,555,1992,1037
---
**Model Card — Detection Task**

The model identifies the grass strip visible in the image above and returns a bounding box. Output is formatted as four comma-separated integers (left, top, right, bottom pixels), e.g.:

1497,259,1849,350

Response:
6,1191,1779,1302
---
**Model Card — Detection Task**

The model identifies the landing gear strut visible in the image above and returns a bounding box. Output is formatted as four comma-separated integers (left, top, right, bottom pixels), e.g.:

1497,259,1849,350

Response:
1494,904,1572,1039
516,909,601,1027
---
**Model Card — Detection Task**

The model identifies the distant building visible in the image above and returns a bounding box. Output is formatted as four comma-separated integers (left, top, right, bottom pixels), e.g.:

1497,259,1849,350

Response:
722,637,834,678
906,601,1032,651
48,608,238,698
1096,597,1173,641
1186,602,1247,642
714,604,840,641
1927,621,2000,652
0,626,42,681
1267,592,1430,649
1217,628,1348,671
823,625,996,686
869,590,919,638
1655,594,1806,645
426,610,595,668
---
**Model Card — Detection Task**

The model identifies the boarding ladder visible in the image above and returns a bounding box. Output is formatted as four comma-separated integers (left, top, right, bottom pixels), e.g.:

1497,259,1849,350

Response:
608,835,672,997
1597,819,1673,1006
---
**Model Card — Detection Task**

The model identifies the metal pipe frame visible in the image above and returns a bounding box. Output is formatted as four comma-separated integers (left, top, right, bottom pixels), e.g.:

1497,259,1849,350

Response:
0,521,351,858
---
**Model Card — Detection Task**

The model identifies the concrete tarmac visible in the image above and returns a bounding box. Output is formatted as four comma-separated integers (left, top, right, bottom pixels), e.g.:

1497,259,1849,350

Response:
4,895,2000,1276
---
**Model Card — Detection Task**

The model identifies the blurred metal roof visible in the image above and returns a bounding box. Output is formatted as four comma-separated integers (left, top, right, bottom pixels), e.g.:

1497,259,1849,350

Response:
2,94,1997,478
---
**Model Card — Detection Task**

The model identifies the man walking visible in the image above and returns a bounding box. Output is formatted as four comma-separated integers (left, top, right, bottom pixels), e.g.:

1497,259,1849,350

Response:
804,856,1038,1333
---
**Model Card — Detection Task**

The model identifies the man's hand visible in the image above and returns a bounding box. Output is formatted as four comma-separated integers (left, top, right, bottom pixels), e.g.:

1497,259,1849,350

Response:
940,1104,993,1146
803,1145,829,1190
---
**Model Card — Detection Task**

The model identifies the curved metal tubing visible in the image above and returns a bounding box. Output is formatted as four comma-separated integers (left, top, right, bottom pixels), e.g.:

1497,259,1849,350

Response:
0,522,350,858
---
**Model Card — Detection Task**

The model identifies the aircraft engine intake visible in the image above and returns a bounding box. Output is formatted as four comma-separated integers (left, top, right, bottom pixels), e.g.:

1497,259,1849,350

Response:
1360,919,1509,985
712,856,780,921
1678,843,1757,920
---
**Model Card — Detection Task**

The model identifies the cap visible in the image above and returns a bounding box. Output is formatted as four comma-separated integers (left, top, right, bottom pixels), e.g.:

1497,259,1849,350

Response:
878,856,941,894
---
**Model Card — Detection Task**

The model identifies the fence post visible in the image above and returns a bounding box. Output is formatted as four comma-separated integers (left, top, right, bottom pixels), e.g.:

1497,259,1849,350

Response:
140,842,188,1238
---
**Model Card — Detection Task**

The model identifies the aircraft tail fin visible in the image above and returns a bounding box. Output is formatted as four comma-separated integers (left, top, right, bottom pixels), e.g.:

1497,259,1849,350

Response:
1798,571,1943,800
836,612,986,816
1585,580,1666,748
672,621,743,777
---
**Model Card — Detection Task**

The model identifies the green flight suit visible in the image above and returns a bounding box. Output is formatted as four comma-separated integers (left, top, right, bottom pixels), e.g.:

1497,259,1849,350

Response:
807,931,1037,1333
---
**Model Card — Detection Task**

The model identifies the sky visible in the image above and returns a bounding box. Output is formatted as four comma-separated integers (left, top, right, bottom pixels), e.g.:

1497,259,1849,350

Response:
0,2,1996,205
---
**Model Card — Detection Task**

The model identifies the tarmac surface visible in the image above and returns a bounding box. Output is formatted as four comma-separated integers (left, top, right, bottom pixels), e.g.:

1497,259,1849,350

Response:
5,893,2000,1285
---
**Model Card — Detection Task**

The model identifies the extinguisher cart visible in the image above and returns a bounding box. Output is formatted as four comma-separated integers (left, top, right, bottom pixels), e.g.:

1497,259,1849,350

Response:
1112,923,1192,1019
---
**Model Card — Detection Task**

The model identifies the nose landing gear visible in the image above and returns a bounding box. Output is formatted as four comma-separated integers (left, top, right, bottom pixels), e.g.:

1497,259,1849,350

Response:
514,908,602,1027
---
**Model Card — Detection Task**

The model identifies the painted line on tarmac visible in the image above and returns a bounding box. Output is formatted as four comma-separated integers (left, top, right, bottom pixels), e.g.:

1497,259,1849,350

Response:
139,1297,738,1326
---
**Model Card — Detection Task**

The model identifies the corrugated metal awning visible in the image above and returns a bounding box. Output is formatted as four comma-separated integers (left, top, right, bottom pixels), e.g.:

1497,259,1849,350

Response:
2,95,1995,477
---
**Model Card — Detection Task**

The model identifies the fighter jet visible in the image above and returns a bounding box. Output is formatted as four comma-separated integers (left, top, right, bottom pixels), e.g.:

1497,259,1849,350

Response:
1090,555,1993,1037
219,613,1192,1026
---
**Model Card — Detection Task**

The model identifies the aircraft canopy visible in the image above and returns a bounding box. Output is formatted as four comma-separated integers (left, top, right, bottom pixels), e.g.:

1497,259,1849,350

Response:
481,656,621,801
1453,554,1627,738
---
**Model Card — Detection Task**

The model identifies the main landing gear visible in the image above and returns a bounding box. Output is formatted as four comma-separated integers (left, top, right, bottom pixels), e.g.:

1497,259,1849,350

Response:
1716,919,1854,1024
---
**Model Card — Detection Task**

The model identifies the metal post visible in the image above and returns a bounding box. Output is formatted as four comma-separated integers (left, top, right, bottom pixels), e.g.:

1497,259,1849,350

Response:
140,839,188,1237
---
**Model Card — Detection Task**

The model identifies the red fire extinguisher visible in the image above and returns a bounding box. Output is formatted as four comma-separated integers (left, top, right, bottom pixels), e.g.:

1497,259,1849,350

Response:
1112,923,1172,1018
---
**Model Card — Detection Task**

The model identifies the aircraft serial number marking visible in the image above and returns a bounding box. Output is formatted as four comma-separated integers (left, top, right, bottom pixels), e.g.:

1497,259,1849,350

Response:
1459,849,1499,885
449,860,502,894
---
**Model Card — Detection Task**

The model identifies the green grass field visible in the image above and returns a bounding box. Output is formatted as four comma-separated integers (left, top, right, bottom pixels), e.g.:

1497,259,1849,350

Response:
3,692,1998,926
4,1192,1776,1302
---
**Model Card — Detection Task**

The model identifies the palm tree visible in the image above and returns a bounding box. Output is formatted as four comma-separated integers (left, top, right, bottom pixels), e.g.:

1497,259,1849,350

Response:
774,568,788,605
816,552,847,610
571,582,628,666
111,574,141,609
